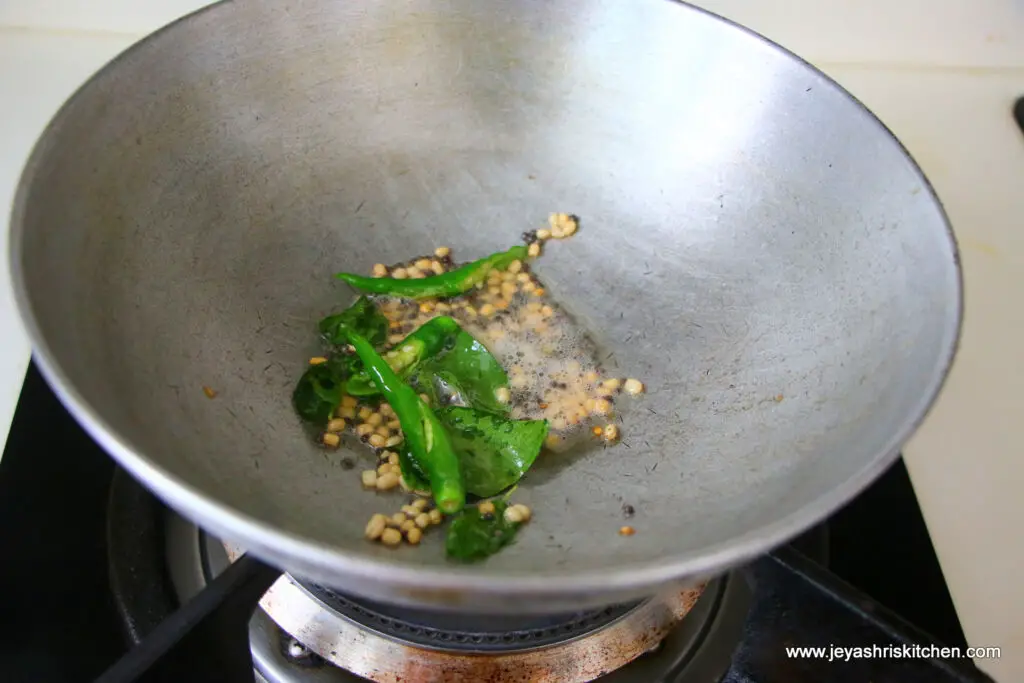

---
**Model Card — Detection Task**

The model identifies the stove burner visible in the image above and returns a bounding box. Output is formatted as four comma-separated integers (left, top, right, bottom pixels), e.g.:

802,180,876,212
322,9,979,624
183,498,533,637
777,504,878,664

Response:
302,584,642,653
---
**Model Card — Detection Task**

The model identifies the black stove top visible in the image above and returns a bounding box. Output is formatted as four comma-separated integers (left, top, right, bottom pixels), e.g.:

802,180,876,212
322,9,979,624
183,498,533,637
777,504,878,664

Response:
0,361,994,683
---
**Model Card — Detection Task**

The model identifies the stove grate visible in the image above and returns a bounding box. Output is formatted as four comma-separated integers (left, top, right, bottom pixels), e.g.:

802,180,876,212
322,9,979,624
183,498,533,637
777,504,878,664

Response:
302,583,643,653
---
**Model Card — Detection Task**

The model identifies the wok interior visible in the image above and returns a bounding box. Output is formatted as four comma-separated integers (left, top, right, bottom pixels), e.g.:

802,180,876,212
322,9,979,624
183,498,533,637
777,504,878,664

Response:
15,0,958,581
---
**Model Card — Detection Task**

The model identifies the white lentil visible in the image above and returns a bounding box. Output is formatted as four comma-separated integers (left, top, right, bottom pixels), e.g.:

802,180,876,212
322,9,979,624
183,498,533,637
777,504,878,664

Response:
368,434,386,448
365,514,387,540
361,470,378,488
400,519,416,533
495,387,511,404
434,246,451,258
428,509,443,524
624,378,645,395
406,527,423,545
326,418,346,433
503,506,526,524
412,498,429,511
355,423,375,437
511,504,532,522
381,528,402,546
536,229,552,240
392,267,408,279
478,500,496,516
528,242,541,258
322,433,340,447
372,263,388,277
376,472,400,490
385,435,403,448
391,512,408,526
414,512,431,528
603,424,620,442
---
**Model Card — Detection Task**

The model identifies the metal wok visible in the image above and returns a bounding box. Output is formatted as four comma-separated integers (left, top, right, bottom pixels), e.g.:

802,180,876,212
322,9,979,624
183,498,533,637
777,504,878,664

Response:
8,0,962,613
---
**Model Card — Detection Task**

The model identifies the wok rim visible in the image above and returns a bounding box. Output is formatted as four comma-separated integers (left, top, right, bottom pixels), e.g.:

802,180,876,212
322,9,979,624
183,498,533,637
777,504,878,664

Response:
7,0,964,601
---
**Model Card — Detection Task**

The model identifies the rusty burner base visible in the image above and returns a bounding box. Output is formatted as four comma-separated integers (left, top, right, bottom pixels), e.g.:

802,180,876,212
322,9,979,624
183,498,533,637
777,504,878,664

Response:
247,575,746,683
159,508,748,683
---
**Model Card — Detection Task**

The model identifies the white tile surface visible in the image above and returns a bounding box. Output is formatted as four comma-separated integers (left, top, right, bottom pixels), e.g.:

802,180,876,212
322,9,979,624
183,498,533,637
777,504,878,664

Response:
704,0,1024,69
2,0,1024,67
0,28,138,451
0,4,1022,682
0,0,209,35
819,65,1024,683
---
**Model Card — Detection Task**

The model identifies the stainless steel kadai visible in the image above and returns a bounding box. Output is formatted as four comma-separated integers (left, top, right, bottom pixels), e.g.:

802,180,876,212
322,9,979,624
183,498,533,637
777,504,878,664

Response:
8,0,962,613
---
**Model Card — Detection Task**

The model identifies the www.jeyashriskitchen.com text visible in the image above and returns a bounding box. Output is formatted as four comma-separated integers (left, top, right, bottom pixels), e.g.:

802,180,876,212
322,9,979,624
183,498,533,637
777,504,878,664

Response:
785,643,1001,662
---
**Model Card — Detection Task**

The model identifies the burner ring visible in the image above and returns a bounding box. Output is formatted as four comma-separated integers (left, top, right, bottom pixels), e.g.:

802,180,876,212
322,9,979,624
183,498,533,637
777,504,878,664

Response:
303,583,643,653
234,546,711,683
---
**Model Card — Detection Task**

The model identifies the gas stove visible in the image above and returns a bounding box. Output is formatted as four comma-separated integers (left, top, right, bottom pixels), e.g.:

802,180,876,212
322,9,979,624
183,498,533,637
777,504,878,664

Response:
0,362,995,683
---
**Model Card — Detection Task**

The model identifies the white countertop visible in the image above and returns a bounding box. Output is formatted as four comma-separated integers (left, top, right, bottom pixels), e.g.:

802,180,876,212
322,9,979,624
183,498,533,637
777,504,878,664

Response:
1,3,1022,681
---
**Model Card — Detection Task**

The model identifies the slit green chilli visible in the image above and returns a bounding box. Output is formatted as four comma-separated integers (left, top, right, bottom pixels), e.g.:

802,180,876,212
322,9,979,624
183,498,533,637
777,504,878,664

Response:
344,329,467,514
335,245,528,300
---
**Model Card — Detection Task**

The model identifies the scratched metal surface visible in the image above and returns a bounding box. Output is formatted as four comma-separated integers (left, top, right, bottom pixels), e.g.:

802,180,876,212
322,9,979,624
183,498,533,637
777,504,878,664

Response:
8,0,960,612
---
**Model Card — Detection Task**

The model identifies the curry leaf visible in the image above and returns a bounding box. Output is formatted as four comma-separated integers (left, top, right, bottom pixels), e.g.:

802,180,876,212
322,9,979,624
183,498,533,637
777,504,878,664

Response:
292,358,350,424
445,500,521,562
438,407,548,498
319,296,388,347
411,330,510,415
